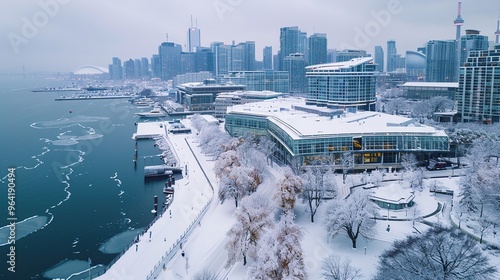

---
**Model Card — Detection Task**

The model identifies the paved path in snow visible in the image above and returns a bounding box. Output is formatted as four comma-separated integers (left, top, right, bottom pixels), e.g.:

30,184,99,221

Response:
97,127,213,280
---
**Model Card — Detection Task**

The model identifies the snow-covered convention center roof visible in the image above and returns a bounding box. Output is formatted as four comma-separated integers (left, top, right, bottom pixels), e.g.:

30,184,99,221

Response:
226,97,447,141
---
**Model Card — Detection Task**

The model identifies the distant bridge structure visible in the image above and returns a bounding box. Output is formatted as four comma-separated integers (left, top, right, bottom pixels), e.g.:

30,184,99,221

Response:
73,65,109,75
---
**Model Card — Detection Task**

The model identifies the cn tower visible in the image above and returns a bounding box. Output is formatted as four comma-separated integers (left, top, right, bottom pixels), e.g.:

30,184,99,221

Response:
454,1,464,74
495,13,500,44
454,1,464,42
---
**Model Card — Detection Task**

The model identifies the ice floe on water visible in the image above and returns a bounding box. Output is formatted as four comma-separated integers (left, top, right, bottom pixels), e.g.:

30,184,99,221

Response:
110,172,122,186
16,146,50,170
50,133,104,146
43,259,104,280
98,228,144,254
52,139,80,146
0,215,49,246
31,115,109,129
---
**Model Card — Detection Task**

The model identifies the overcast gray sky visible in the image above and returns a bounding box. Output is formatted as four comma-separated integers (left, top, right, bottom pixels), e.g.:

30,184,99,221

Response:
0,0,498,73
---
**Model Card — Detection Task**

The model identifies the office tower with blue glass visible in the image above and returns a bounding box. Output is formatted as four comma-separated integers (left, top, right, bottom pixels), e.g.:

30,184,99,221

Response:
306,57,377,111
308,33,327,66
457,45,500,123
426,40,457,82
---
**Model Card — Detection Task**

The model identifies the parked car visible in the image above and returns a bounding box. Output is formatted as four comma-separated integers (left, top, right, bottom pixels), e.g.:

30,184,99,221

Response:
427,159,447,170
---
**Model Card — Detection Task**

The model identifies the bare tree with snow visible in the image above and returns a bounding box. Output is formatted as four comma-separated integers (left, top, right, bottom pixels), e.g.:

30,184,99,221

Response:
321,255,362,280
190,114,205,132
401,153,417,172
273,167,303,212
197,124,232,157
341,151,354,184
374,226,497,280
476,216,496,244
301,166,338,223
247,229,279,279
225,193,275,266
385,97,407,115
324,190,377,248
275,211,306,279
249,211,306,279
218,165,260,207
214,149,240,180
370,169,385,187
256,136,276,166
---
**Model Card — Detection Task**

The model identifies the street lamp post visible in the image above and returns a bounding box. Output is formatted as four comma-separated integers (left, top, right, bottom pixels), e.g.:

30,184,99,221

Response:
387,204,390,220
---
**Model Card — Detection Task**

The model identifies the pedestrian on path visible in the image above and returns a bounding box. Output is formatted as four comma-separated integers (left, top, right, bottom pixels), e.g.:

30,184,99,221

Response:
136,244,138,252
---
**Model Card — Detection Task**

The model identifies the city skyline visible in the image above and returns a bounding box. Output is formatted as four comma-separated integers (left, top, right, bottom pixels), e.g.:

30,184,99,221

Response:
1,0,499,73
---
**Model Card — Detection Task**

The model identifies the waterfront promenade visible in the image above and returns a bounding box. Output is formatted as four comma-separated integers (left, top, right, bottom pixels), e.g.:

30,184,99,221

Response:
97,119,216,280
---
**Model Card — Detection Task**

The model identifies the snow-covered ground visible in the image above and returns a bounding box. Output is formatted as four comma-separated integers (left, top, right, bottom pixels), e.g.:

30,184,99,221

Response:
99,118,500,280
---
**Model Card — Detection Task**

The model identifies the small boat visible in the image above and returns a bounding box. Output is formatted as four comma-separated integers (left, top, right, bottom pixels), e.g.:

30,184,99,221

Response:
133,97,154,107
135,107,166,118
163,185,174,195
163,179,175,194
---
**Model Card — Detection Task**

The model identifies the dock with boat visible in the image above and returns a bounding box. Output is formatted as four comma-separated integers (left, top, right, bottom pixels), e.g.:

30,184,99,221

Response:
55,95,132,101
134,121,185,179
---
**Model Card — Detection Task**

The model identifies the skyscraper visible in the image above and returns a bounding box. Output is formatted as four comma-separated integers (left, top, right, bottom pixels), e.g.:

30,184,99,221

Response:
159,42,182,80
124,59,135,79
279,26,300,71
459,30,489,67
134,59,142,78
308,33,327,66
211,42,229,77
194,48,214,73
306,57,377,111
108,57,123,80
299,31,308,63
387,40,397,72
263,46,273,70
141,57,150,78
336,50,367,63
374,46,384,72
243,41,256,71
283,53,306,94
151,54,161,78
181,52,196,74
457,45,500,123
229,42,245,71
187,18,200,53
426,40,457,82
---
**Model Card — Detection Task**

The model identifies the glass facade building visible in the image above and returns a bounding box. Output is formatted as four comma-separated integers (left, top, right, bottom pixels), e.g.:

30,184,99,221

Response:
283,53,307,94
405,51,426,81
308,33,327,66
374,46,384,72
399,82,458,100
306,57,377,111
225,98,449,170
218,70,289,93
176,80,245,112
459,30,489,67
457,45,500,123
426,40,457,82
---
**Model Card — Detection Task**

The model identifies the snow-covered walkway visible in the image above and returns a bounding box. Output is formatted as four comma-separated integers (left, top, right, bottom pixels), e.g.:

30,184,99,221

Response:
97,122,214,280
